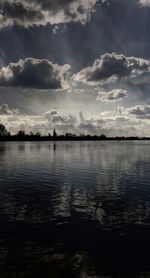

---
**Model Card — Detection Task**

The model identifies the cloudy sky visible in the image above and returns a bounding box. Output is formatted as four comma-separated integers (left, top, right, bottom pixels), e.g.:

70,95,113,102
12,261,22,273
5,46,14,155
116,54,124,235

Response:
0,0,150,136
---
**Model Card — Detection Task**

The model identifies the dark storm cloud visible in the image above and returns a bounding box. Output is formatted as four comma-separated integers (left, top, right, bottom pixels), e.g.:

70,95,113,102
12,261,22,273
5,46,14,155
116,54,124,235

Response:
74,53,150,85
0,58,70,89
0,1,44,28
0,0,103,28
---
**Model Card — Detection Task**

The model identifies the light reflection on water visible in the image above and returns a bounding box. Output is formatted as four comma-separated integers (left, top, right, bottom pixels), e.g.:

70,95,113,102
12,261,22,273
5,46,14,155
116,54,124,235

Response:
0,141,150,277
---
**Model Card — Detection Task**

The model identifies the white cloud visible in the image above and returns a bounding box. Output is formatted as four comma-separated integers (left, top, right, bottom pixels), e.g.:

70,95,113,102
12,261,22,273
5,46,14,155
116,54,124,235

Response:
0,103,19,115
138,0,150,7
96,89,127,102
121,105,150,119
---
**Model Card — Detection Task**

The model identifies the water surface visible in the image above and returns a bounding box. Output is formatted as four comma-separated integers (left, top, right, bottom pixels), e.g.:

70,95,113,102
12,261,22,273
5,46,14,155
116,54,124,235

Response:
0,141,150,277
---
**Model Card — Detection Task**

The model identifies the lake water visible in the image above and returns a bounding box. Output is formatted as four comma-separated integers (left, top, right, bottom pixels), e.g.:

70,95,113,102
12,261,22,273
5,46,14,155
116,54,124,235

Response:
0,141,150,277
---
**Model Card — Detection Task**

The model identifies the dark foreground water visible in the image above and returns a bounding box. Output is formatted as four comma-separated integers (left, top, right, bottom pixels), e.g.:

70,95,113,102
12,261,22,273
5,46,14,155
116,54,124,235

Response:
0,141,150,277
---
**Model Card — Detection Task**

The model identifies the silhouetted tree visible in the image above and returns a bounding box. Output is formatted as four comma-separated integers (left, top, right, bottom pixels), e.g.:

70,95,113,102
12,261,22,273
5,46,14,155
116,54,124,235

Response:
53,129,57,138
17,130,25,137
100,134,106,139
35,132,41,137
66,133,76,137
0,124,9,136
29,132,34,136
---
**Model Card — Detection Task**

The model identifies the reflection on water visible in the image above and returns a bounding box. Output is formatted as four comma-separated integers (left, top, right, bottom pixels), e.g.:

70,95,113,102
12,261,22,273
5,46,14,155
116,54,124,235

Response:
0,141,150,277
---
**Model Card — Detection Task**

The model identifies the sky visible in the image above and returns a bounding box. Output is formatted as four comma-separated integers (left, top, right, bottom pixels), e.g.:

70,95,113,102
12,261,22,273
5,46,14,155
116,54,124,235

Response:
0,0,150,136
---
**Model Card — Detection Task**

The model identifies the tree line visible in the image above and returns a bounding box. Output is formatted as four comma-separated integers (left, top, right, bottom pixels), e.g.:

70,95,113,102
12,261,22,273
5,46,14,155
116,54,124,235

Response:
0,123,149,141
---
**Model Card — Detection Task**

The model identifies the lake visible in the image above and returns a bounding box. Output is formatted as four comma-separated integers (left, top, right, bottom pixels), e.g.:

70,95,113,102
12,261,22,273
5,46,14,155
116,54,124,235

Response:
0,141,150,277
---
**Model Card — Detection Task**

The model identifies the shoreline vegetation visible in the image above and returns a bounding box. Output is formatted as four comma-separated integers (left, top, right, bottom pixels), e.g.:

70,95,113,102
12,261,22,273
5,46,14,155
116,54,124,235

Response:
0,124,150,141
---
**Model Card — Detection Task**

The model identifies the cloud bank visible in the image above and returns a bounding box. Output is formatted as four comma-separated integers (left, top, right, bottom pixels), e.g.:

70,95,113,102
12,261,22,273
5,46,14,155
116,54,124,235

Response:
0,104,150,137
0,0,103,28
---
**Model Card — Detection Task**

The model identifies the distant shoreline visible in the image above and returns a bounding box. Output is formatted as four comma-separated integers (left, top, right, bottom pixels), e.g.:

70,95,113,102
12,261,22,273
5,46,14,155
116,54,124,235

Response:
0,137,150,142
0,125,149,141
